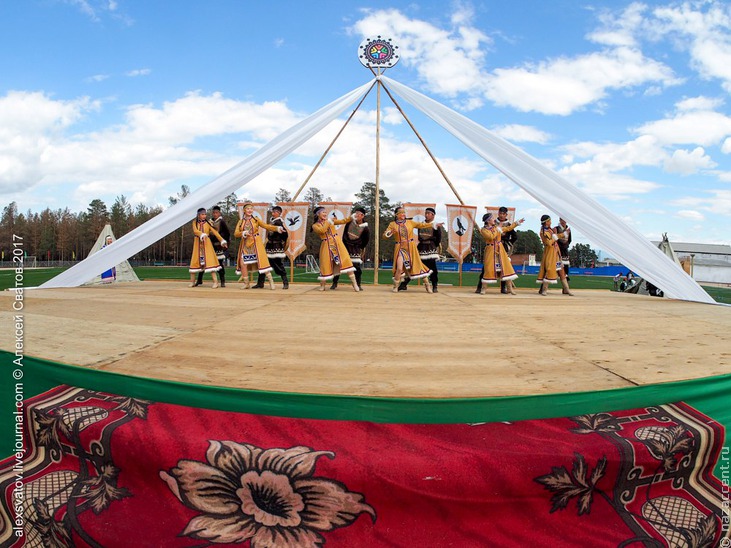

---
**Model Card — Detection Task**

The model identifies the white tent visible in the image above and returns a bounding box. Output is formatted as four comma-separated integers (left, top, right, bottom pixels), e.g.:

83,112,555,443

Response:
39,75,714,304
82,224,140,285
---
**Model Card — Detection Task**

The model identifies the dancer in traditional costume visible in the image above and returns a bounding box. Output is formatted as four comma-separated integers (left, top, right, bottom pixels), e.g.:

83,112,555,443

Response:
195,205,230,287
554,217,572,282
234,202,285,290
399,207,444,292
475,206,518,294
311,206,360,292
383,206,435,293
478,212,524,295
254,205,289,289
189,208,224,288
537,214,573,296
100,235,116,284
331,207,370,290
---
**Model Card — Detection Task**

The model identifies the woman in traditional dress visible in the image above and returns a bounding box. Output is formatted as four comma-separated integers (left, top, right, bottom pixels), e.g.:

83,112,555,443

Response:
100,235,116,284
537,214,573,296
479,212,524,295
382,206,436,293
311,206,360,292
189,208,224,288
234,202,286,290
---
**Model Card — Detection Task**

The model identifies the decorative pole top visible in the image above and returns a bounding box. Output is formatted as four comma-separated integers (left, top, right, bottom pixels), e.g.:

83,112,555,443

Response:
358,36,399,69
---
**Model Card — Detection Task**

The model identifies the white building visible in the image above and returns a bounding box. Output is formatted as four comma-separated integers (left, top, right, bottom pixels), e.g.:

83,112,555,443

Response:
652,242,731,285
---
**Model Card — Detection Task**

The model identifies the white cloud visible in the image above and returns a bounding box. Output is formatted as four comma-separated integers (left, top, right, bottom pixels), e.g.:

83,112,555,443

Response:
121,92,299,144
0,90,305,206
0,91,99,192
676,209,705,221
64,0,131,24
675,95,724,111
555,136,665,199
560,169,660,200
562,135,666,171
664,147,716,175
486,47,679,115
126,68,151,77
85,74,110,83
490,124,551,144
635,109,731,146
673,190,731,216
652,1,731,92
722,137,731,154
587,2,646,47
351,5,680,116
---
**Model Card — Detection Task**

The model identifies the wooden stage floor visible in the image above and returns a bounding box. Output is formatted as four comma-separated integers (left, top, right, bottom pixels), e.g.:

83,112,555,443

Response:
2,281,730,398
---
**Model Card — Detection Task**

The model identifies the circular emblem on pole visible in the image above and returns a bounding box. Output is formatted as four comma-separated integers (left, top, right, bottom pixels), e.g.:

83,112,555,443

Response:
359,36,399,68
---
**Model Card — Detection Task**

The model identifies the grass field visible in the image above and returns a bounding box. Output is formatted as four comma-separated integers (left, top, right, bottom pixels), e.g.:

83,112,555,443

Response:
2,266,730,303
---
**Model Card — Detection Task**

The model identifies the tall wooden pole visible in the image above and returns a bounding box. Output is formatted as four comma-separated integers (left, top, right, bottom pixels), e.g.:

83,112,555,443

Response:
374,70,382,285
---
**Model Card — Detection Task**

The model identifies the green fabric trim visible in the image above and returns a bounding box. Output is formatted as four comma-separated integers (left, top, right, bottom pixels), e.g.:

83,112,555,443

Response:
2,351,729,475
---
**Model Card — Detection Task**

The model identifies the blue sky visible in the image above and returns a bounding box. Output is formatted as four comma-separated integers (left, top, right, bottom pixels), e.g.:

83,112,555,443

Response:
1,0,730,252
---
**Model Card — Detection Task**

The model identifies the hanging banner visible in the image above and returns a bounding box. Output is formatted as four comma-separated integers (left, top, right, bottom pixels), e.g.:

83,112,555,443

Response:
278,201,310,260
237,202,270,240
446,204,477,262
484,206,515,224
317,201,353,235
403,202,436,237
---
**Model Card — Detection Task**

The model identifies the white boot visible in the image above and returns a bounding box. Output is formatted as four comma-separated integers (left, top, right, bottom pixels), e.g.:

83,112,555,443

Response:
538,282,548,295
561,278,574,296
266,272,275,290
424,277,433,294
348,272,360,292
480,280,487,295
507,280,516,295
319,281,326,291
211,272,220,289
392,277,400,293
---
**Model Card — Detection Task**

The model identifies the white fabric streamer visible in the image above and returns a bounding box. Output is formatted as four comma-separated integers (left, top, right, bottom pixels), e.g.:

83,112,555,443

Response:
40,79,376,289
381,76,714,304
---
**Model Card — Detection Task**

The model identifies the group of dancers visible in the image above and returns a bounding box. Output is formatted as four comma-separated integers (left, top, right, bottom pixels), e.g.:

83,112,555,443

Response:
189,202,574,296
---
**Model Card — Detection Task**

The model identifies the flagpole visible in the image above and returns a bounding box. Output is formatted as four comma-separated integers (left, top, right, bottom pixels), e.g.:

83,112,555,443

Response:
374,68,382,286
360,37,399,286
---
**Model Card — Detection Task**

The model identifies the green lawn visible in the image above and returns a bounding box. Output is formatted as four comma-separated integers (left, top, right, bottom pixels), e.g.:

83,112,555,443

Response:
2,266,729,303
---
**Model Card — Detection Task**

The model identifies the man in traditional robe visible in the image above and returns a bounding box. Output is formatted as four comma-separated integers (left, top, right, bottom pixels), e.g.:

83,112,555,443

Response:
331,207,370,290
475,207,517,294
195,205,230,287
255,205,289,289
399,207,443,292
554,217,572,281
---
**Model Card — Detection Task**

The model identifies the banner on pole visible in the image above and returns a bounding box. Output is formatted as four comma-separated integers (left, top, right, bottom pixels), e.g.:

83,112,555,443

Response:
317,202,353,235
403,203,436,237
484,206,515,224
446,204,477,262
278,202,310,260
